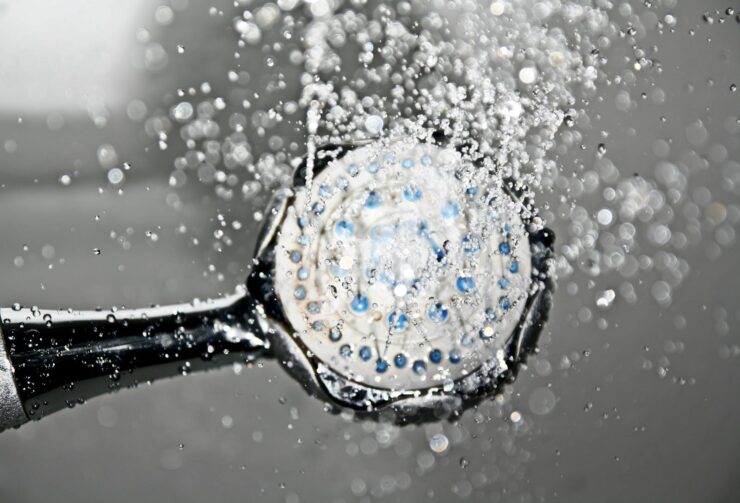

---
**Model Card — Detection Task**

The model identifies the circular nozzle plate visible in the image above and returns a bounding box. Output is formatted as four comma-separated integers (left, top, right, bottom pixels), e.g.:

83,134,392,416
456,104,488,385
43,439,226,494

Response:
273,139,534,394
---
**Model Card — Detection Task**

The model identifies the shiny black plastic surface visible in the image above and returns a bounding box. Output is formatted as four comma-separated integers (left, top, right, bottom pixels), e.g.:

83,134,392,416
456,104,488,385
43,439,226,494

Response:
1,294,265,419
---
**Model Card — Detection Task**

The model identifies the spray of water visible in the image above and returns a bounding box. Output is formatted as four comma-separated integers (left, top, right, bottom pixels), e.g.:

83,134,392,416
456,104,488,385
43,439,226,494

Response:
151,0,628,308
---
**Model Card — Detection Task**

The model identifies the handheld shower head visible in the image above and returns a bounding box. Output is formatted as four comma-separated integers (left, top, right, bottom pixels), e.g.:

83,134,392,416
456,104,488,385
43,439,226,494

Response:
0,137,553,429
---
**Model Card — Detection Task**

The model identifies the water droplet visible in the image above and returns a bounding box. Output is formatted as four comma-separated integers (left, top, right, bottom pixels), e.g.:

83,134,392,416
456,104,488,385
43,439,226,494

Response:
429,433,449,453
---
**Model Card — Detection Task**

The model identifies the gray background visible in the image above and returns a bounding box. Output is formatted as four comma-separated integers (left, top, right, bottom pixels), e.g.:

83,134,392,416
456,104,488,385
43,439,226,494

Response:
0,1,738,502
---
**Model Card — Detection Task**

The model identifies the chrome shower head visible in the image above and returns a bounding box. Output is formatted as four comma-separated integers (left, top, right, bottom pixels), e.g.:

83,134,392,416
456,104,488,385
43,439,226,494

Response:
0,137,553,429
248,137,554,420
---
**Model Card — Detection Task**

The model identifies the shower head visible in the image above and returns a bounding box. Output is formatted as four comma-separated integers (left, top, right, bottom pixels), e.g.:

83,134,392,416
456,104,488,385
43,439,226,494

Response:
248,137,554,420
0,137,553,429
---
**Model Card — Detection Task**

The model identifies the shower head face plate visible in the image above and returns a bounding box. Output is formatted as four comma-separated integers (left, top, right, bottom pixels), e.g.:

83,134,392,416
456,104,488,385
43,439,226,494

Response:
271,139,534,397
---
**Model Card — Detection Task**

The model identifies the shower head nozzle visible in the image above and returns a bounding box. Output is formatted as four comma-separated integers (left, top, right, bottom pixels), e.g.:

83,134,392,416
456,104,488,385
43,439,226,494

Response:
248,137,554,420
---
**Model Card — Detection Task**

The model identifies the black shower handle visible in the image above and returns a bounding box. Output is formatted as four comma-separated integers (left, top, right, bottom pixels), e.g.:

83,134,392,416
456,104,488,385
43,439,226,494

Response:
0,292,268,430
